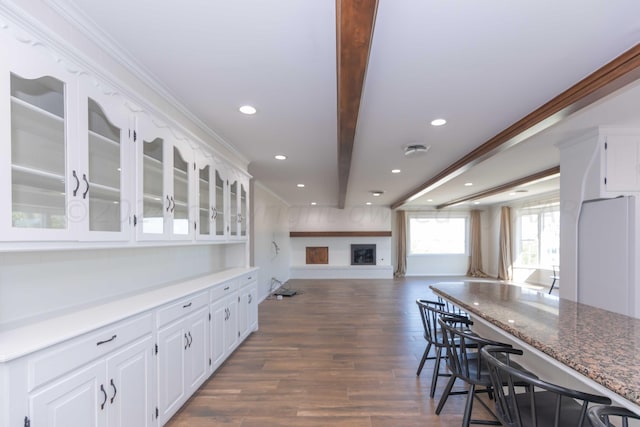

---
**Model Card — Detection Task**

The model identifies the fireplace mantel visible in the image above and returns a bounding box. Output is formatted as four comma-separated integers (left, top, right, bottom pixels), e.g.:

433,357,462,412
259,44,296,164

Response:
290,231,391,237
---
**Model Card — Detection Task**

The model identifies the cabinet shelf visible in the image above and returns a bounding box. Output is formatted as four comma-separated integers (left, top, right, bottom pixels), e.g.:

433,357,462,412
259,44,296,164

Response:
11,95,64,123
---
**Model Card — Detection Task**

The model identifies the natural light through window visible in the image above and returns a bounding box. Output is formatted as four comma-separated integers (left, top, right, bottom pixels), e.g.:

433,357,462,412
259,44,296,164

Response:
516,204,559,267
409,216,467,254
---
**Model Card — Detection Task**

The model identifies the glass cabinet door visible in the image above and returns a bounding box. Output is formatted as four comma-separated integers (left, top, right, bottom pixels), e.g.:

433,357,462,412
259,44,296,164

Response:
198,164,211,238
229,180,238,237
87,98,122,233
172,146,190,236
142,137,165,235
10,73,67,232
214,169,225,237
240,183,247,237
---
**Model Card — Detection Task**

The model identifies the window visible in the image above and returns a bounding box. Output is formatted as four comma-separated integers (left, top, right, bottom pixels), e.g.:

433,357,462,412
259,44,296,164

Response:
408,215,467,255
516,204,559,267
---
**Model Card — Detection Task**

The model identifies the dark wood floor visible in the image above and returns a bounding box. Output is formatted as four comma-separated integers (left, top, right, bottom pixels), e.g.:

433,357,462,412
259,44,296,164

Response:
165,277,497,427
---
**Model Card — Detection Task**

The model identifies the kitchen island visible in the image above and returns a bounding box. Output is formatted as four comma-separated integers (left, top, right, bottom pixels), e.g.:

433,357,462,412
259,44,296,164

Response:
430,280,640,413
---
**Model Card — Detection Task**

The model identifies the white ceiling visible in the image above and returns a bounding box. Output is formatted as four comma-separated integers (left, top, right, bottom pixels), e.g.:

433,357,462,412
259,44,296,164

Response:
55,0,640,209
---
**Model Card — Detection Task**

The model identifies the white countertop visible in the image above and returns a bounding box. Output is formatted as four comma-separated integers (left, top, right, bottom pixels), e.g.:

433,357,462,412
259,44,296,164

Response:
0,267,257,362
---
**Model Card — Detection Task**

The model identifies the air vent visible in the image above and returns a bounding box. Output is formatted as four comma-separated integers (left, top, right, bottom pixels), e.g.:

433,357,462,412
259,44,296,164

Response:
404,144,430,156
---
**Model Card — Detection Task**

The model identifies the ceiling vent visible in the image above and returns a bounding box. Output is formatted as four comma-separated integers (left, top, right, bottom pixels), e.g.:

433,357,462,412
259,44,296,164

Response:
404,144,430,156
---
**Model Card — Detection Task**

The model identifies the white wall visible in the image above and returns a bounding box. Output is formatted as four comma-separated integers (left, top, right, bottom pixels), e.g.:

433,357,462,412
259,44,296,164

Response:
288,206,392,279
0,244,240,329
252,182,290,300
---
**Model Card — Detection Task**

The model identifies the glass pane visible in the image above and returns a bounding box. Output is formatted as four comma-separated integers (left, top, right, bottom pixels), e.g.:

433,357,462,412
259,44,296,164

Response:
143,137,164,234
518,214,539,266
240,183,247,236
541,210,560,266
11,74,66,229
229,181,237,236
88,98,121,232
199,165,210,235
173,147,189,235
215,170,225,236
409,217,466,254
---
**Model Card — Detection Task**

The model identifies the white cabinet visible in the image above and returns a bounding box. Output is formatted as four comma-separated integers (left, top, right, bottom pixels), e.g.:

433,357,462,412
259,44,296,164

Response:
602,133,640,194
196,157,227,241
24,314,155,427
135,114,194,241
0,32,134,242
238,276,258,341
209,281,239,372
157,292,209,424
227,170,249,240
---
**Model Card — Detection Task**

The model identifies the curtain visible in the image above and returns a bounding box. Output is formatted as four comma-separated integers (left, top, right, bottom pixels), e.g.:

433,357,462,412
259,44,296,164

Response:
467,210,489,277
394,210,407,278
498,206,513,280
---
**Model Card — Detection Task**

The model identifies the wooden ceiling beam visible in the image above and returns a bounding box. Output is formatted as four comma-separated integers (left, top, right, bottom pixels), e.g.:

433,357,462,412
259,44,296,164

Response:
336,0,378,209
391,43,640,210
435,166,560,209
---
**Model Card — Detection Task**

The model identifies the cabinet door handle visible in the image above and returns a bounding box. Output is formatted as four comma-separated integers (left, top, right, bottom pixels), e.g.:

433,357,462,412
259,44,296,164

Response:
211,207,217,220
248,294,252,304
100,384,107,410
72,170,80,196
187,332,193,348
82,173,90,199
184,333,189,350
110,379,117,404
183,302,192,309
166,195,171,212
170,196,175,213
96,335,117,346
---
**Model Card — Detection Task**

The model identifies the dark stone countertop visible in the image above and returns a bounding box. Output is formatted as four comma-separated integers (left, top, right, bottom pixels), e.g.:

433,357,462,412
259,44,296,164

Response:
430,280,640,407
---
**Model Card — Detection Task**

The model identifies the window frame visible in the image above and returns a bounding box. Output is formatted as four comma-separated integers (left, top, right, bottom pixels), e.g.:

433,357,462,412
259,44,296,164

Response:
406,212,469,256
514,202,560,269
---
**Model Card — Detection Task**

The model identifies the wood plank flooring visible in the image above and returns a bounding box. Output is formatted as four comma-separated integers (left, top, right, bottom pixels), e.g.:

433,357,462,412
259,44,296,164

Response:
165,277,497,427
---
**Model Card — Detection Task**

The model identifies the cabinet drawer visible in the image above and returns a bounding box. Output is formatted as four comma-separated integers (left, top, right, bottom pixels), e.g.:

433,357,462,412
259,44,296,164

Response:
239,272,257,287
156,291,208,328
28,312,153,391
210,281,238,302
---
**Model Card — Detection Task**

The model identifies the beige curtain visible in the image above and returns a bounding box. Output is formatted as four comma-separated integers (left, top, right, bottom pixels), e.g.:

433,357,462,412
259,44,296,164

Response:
467,210,489,277
394,210,407,278
498,206,513,280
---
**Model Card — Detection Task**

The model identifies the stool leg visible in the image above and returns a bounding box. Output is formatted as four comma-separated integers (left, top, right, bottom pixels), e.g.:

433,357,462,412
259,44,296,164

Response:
416,341,432,376
430,346,443,398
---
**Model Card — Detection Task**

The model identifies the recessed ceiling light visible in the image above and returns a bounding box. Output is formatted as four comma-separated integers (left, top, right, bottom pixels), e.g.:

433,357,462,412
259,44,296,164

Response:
274,154,287,160
391,169,401,174
310,202,317,206
297,184,305,188
464,182,473,186
473,201,480,205
239,105,257,115
431,118,447,126
427,199,433,202
371,190,383,197
366,202,372,205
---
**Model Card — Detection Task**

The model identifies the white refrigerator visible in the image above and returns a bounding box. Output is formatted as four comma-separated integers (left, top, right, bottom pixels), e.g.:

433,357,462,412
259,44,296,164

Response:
577,196,635,317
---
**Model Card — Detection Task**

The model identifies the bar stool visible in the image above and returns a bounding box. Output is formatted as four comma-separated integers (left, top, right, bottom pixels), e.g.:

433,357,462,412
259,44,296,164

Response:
587,405,640,427
415,299,471,398
481,346,611,427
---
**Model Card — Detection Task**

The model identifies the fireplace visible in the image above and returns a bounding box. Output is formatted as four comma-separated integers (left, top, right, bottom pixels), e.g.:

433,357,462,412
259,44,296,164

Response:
351,244,376,265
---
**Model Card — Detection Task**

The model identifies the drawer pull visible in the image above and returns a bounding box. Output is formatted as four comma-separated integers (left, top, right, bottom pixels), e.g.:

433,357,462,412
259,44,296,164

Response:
248,276,252,280
100,384,107,410
224,286,230,291
96,335,117,346
110,379,117,404
183,302,192,309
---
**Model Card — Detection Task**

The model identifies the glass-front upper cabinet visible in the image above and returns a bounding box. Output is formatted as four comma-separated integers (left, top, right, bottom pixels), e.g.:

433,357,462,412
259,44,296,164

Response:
196,157,227,241
0,32,135,242
135,114,193,241
76,76,132,241
227,169,249,240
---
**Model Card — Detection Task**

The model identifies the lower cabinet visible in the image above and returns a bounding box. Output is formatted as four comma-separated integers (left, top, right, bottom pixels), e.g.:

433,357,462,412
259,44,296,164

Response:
26,315,155,427
157,301,209,425
8,271,259,427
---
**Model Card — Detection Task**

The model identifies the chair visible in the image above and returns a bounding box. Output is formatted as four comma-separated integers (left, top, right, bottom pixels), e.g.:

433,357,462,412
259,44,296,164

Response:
549,265,559,294
415,299,472,398
435,317,522,427
587,405,640,427
481,346,611,427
